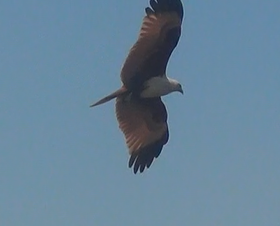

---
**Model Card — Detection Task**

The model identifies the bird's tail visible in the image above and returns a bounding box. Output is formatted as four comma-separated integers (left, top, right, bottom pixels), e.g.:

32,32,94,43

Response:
90,86,128,107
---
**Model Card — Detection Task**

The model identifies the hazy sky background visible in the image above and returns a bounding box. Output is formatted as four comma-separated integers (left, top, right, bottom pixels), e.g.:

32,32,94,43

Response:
1,0,280,225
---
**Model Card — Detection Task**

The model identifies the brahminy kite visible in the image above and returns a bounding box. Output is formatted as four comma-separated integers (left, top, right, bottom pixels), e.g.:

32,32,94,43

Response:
91,0,184,173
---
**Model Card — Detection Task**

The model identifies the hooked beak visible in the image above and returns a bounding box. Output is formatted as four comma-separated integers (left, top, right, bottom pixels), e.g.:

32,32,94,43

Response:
179,88,184,95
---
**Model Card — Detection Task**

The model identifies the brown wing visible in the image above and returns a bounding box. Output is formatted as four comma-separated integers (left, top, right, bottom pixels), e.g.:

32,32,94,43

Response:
116,95,169,173
121,0,183,91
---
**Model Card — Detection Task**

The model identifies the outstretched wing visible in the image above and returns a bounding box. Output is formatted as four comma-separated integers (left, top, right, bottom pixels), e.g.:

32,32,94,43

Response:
121,0,184,91
116,96,169,173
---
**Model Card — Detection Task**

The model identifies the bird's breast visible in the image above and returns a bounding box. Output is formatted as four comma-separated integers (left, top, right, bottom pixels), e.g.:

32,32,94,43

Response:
140,77,173,98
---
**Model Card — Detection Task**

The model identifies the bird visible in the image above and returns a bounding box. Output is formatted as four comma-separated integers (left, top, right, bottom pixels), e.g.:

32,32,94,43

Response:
91,0,184,174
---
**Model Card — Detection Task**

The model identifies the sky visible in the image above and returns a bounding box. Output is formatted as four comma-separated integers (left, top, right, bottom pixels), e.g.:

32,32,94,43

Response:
1,0,280,225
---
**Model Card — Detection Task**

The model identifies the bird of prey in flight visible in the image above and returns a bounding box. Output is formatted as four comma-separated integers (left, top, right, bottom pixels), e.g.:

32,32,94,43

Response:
91,0,184,173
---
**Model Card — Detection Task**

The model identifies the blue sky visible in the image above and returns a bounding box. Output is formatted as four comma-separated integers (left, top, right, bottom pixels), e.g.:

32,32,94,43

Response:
1,0,280,225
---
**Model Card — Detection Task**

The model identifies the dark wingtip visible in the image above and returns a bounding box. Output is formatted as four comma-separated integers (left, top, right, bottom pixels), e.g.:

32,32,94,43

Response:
145,7,154,15
128,141,166,174
140,164,145,173
129,154,137,168
149,0,184,21
134,166,139,174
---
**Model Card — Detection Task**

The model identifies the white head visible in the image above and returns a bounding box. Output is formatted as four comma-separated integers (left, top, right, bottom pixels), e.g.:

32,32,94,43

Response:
140,76,183,98
168,77,184,94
